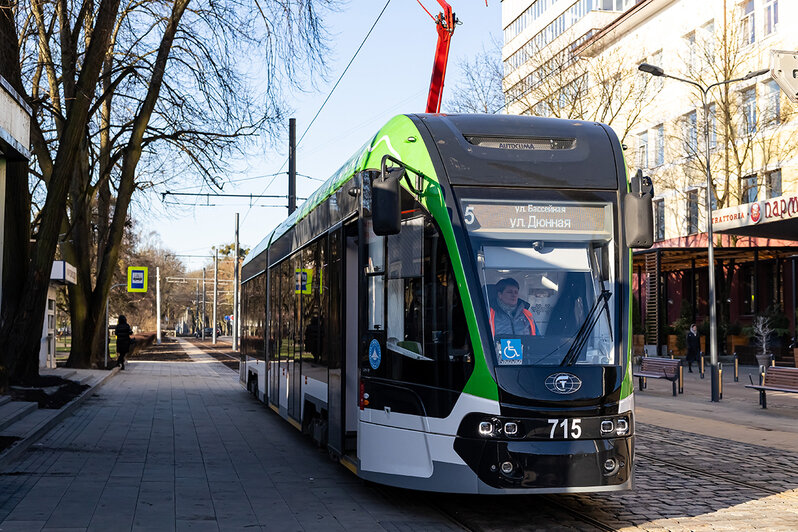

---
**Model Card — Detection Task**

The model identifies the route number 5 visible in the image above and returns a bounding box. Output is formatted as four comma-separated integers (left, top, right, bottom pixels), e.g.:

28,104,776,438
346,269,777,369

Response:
464,206,475,225
547,418,582,439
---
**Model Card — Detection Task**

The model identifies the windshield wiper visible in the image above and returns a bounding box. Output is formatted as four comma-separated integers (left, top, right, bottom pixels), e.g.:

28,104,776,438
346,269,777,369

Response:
559,289,612,367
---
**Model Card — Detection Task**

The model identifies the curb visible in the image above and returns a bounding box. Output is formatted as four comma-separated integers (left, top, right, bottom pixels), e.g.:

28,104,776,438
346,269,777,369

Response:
0,366,121,467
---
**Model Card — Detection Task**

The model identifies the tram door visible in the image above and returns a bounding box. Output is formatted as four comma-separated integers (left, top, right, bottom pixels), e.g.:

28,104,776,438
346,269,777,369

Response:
278,260,290,414
268,267,279,408
327,221,359,456
288,253,302,422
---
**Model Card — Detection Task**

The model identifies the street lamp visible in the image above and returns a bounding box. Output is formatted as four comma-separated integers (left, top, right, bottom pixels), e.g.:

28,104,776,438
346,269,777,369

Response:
638,63,769,402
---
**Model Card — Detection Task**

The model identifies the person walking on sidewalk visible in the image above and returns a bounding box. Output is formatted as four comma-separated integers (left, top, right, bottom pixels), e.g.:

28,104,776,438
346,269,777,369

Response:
113,315,133,370
686,323,699,373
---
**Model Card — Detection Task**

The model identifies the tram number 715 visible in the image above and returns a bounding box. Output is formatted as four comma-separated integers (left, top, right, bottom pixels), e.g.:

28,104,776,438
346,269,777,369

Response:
547,418,582,439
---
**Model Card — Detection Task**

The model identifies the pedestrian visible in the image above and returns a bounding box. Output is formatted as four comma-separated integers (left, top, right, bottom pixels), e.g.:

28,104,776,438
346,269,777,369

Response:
686,323,699,373
114,315,133,370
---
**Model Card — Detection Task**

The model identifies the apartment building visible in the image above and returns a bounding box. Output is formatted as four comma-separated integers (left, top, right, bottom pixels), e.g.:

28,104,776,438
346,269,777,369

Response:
502,0,797,361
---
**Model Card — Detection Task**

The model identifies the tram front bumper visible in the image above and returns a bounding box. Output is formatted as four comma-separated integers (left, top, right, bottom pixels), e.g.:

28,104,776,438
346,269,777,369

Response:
453,435,633,491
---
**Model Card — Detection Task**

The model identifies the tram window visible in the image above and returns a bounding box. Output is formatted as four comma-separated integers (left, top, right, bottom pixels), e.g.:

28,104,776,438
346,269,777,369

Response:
368,275,385,331
387,217,423,279
268,268,279,360
477,242,616,366
365,220,384,273
301,246,317,365
281,260,293,364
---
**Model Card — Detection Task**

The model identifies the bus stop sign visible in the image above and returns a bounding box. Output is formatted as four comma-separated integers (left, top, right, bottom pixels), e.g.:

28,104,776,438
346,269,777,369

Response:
770,50,798,103
127,266,148,292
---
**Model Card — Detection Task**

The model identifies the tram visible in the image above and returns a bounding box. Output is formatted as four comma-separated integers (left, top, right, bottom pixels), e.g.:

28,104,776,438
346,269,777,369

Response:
239,113,653,493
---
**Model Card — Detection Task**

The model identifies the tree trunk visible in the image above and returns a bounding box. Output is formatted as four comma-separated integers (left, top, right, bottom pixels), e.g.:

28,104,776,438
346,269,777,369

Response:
0,0,122,389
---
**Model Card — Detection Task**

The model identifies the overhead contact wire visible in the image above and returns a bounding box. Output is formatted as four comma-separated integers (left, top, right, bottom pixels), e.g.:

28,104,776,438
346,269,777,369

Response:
244,0,392,221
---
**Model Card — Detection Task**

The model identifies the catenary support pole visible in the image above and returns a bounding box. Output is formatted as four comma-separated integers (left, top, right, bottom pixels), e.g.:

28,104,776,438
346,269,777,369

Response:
202,268,206,341
156,267,162,344
288,118,296,215
213,251,218,344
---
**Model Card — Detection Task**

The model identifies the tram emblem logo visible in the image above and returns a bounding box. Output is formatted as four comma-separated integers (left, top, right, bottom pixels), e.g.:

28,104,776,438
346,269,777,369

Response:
499,339,523,365
545,373,582,394
368,339,382,370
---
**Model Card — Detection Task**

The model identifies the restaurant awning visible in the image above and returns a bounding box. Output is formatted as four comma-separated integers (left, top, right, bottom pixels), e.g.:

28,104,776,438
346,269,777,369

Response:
712,193,798,240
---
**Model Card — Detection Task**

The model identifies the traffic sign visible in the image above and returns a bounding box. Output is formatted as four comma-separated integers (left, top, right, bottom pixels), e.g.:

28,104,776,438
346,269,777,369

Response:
770,50,798,103
127,266,148,292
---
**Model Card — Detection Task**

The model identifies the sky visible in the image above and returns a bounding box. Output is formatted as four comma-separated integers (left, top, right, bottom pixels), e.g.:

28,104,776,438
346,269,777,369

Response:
137,0,501,268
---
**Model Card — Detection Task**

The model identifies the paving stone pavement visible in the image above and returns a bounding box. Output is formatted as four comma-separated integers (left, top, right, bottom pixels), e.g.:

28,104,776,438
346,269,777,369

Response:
0,339,459,531
1,339,797,531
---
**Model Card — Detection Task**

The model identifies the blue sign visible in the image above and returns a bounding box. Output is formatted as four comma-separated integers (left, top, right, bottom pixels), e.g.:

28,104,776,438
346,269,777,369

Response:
368,339,382,370
499,339,523,365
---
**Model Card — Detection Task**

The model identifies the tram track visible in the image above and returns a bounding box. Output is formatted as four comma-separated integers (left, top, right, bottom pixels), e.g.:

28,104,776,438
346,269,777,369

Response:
636,451,782,496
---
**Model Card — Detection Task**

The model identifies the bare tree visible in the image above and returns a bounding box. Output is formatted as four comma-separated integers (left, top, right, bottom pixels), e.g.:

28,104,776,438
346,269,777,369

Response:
0,0,340,381
502,31,659,145
0,0,122,389
751,315,773,357
446,40,504,114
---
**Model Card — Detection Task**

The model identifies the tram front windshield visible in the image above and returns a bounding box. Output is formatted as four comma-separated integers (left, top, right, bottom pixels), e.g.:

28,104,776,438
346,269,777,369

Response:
461,199,617,367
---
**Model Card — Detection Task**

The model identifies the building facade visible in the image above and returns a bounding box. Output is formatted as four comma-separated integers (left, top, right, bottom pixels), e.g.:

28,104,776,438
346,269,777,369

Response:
502,0,798,362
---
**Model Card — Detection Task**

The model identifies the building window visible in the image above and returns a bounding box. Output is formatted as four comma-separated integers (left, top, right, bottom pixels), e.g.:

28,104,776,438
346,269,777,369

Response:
764,0,778,36
684,111,698,154
741,87,756,135
654,199,665,241
741,0,755,45
708,103,717,149
701,20,715,58
766,169,782,198
687,190,699,234
654,124,664,166
742,174,758,203
638,131,648,168
651,50,663,90
684,31,697,72
764,80,781,125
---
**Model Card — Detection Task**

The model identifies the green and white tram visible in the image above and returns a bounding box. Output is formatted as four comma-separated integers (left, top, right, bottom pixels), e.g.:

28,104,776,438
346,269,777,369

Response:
240,114,653,494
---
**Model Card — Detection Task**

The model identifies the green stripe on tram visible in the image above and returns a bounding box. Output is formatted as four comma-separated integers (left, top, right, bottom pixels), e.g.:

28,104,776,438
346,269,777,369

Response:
362,115,498,402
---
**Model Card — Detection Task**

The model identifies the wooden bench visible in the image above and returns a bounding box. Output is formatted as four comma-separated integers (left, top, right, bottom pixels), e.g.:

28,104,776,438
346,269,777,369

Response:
633,357,682,396
745,366,798,409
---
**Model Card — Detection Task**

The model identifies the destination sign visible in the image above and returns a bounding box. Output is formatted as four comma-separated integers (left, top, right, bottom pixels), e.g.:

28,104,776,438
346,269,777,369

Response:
461,200,612,238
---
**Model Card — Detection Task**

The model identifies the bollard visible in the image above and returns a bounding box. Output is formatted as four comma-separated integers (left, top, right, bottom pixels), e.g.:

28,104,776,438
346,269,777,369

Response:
669,349,674,360
718,362,723,400
733,352,739,382
699,352,705,379
678,364,684,394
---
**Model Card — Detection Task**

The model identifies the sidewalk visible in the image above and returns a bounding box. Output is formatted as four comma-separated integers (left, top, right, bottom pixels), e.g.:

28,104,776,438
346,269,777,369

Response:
634,362,798,452
0,338,459,532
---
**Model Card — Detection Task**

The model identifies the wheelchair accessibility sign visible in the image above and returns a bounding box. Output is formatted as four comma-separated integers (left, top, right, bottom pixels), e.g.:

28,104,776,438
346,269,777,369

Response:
499,338,523,365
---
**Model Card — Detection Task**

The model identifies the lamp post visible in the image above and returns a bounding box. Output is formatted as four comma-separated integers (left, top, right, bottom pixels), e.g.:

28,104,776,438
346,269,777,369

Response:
638,63,768,402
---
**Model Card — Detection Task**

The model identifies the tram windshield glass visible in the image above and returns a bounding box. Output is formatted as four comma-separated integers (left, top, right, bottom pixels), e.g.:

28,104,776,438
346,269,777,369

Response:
461,199,617,366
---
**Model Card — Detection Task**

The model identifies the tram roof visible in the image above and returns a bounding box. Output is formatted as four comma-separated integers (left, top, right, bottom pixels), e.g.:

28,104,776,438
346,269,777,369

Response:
243,113,623,271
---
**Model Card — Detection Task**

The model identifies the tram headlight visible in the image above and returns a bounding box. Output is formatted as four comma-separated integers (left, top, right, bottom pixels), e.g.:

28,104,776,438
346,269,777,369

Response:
478,421,495,436
615,417,630,436
504,422,519,436
600,420,614,434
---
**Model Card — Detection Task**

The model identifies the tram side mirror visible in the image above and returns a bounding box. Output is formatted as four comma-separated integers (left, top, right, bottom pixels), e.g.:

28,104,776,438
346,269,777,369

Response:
625,170,654,249
372,168,403,235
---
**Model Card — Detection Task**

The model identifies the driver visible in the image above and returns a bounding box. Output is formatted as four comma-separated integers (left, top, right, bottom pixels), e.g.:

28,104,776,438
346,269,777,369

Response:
490,278,537,337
